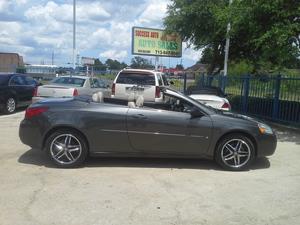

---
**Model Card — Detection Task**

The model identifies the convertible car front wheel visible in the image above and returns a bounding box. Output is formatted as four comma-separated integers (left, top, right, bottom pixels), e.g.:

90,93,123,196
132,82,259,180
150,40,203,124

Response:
215,134,255,171
45,129,88,168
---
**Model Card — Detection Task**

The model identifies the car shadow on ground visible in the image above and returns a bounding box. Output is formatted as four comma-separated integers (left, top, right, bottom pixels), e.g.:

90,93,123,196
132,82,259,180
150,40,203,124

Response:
0,107,26,116
18,149,270,171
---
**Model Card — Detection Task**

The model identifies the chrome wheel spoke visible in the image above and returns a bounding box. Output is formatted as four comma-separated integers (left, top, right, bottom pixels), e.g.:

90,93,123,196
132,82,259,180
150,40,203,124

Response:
225,144,235,152
65,135,71,146
64,152,72,161
224,155,235,161
236,155,240,165
238,153,249,157
56,152,66,160
69,146,80,152
53,141,63,150
54,149,64,158
235,141,242,151
224,151,234,160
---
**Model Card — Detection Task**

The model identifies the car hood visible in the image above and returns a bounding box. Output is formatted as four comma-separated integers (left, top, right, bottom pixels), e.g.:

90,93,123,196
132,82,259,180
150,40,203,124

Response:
216,111,262,124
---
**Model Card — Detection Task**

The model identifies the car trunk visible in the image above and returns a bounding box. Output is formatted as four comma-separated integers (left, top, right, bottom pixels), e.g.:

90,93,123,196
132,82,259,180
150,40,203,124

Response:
37,85,76,97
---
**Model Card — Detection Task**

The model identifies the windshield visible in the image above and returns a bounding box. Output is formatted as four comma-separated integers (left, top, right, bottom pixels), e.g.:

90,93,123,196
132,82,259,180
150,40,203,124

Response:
165,88,217,114
50,77,85,87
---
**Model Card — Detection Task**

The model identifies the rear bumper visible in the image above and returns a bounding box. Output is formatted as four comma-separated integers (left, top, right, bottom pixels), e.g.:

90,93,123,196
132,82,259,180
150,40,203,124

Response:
256,133,277,157
19,119,43,149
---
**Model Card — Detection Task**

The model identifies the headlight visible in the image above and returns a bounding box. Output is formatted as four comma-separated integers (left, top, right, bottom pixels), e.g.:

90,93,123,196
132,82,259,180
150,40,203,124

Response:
258,123,273,134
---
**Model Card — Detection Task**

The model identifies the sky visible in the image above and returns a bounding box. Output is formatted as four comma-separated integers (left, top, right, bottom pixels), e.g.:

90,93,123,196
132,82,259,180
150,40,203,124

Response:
0,0,202,68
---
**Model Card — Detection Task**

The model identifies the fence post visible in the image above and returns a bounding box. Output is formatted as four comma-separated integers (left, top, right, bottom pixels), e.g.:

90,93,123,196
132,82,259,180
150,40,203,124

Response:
217,74,223,89
242,74,250,114
183,73,187,94
272,74,281,120
220,75,226,93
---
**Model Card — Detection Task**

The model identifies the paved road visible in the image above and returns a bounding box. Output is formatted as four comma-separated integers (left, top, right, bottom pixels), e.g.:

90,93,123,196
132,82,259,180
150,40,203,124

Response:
0,112,299,225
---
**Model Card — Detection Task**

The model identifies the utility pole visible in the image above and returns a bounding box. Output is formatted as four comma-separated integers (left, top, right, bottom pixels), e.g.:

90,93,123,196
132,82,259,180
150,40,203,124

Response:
72,0,76,74
223,0,233,77
155,56,159,70
51,51,54,65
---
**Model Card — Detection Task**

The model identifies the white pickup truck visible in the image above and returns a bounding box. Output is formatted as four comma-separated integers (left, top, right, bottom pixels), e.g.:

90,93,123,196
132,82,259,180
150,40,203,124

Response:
32,76,111,103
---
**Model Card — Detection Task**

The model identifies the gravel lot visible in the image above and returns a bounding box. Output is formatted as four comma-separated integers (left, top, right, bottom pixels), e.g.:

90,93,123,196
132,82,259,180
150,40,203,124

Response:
0,111,299,225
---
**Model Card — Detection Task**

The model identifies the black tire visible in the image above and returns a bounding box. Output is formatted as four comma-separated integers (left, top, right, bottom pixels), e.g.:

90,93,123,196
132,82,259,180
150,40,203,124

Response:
4,97,16,114
215,134,255,171
45,129,88,168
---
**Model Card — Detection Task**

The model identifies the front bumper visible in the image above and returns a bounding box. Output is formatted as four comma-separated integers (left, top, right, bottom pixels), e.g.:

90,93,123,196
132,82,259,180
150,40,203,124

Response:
256,133,277,157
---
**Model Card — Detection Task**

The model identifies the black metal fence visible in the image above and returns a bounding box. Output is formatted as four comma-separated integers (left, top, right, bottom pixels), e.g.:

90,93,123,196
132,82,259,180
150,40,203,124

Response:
179,73,300,126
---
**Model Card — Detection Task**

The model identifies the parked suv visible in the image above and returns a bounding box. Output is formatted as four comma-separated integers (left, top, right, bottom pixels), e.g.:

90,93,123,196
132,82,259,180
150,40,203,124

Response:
111,69,169,102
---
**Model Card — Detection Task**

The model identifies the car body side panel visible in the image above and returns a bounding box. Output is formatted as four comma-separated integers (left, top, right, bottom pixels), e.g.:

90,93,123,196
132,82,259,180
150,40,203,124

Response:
127,107,213,155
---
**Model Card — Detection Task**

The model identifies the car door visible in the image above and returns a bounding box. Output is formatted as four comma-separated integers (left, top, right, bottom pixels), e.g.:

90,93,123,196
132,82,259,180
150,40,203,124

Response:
82,103,135,153
126,101,213,155
9,75,28,106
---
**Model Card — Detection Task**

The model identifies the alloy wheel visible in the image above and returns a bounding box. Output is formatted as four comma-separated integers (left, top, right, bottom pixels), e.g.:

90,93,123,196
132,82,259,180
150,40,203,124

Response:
6,98,16,113
50,134,82,165
221,138,251,168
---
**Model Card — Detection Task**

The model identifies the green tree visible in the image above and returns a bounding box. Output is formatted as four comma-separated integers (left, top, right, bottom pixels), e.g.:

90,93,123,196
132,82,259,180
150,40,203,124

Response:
105,59,127,70
94,59,107,71
175,64,184,70
130,56,154,69
164,0,300,74
198,47,214,65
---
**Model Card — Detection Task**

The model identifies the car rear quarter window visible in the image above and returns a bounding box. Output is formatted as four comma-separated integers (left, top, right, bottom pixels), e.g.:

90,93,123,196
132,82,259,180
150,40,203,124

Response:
51,77,85,87
116,73,155,85
24,76,37,85
9,76,26,85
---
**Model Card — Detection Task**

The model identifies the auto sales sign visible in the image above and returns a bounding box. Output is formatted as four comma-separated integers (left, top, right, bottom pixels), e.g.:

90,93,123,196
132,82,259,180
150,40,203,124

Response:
132,27,182,58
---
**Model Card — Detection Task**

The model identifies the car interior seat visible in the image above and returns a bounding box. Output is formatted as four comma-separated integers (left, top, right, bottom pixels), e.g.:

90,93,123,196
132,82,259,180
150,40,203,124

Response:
128,92,136,108
92,91,104,103
136,95,144,108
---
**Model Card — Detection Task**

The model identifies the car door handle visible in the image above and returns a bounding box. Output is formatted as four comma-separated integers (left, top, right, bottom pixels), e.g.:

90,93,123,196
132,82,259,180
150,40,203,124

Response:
131,114,147,119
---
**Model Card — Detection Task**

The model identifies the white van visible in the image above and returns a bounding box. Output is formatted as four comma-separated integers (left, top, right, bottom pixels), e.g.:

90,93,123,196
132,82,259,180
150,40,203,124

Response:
111,69,170,102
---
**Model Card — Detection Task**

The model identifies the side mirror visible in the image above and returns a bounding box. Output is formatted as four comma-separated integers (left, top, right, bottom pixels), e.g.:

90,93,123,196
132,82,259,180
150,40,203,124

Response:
190,107,204,118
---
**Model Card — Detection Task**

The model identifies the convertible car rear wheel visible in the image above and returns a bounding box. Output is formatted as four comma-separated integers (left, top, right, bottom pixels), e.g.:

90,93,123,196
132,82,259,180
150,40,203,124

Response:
45,129,88,168
215,134,255,171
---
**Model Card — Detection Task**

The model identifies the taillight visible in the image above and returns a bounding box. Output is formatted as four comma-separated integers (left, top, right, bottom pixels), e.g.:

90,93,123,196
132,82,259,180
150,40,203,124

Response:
112,83,116,95
33,87,38,97
73,89,78,96
155,86,161,98
25,107,48,119
221,102,231,110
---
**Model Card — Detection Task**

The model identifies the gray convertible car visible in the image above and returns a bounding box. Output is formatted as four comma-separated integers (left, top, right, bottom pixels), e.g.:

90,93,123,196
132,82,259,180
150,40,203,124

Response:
19,88,276,171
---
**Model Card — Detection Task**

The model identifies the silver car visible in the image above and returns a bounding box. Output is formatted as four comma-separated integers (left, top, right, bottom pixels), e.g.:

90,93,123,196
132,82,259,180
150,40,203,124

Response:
32,75,111,103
